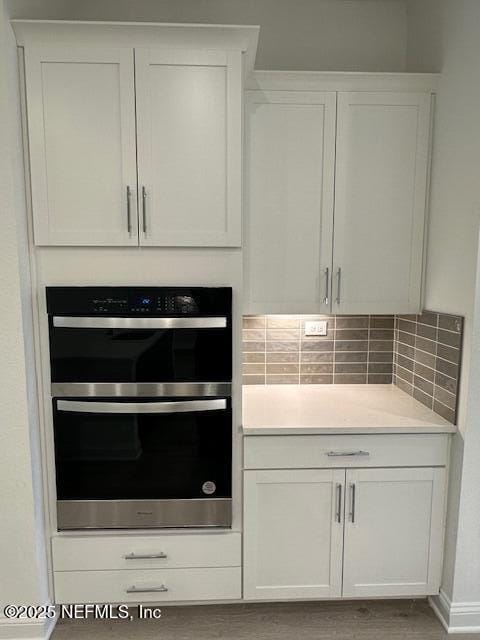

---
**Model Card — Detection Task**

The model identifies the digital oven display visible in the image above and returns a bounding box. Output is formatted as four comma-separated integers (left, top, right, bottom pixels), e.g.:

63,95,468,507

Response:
134,296,152,307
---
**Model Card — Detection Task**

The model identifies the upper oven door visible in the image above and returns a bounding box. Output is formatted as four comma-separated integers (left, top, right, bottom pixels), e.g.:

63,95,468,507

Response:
48,316,232,384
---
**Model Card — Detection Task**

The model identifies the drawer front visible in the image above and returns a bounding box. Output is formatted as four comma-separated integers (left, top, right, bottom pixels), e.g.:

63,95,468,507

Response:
244,434,449,469
54,567,241,604
52,532,241,572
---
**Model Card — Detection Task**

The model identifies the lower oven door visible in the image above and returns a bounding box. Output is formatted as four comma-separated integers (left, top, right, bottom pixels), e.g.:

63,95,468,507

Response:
53,397,232,530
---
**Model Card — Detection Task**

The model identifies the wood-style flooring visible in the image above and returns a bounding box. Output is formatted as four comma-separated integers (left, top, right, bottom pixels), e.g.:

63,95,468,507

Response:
52,599,479,639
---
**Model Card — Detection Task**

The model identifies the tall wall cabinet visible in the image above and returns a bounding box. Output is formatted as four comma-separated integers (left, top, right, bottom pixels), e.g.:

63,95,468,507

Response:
245,74,436,315
16,22,259,247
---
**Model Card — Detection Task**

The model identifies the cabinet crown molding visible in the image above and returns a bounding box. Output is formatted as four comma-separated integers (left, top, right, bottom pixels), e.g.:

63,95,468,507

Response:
11,19,260,72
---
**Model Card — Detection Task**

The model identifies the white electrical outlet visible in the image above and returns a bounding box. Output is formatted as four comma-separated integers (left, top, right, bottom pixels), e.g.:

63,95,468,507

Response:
304,320,328,336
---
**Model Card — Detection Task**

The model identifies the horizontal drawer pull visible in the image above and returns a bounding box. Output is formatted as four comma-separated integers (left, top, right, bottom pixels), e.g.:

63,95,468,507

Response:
53,316,227,329
124,552,167,560
326,450,370,457
126,585,168,594
57,399,226,414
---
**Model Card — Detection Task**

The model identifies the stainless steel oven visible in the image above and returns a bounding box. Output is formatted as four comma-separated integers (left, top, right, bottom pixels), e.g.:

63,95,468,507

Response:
46,286,232,530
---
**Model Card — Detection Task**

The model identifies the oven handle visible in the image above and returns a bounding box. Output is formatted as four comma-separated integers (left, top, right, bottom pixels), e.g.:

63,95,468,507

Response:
56,399,227,414
52,316,227,329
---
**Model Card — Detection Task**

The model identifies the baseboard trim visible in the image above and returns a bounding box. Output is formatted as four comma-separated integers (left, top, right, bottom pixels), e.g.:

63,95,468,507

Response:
0,615,56,640
430,590,480,634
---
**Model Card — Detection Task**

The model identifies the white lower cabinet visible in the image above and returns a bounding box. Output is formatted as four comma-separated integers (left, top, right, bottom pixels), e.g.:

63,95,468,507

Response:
54,567,241,604
243,469,344,600
52,532,241,604
342,467,446,597
243,456,447,600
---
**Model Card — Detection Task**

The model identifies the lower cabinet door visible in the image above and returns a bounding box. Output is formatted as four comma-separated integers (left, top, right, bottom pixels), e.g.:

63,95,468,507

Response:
342,467,446,597
243,469,344,600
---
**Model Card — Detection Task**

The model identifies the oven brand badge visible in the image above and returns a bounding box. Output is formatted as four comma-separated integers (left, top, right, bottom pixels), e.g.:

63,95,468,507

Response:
202,481,216,495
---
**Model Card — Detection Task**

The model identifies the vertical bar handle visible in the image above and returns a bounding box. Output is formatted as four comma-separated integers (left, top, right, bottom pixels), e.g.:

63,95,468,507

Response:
349,483,356,523
335,268,342,305
335,483,342,523
323,267,330,305
126,186,132,234
142,186,147,234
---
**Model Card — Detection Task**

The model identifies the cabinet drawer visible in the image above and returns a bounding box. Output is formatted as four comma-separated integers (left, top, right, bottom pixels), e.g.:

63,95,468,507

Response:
52,532,241,571
244,434,448,469
54,567,241,604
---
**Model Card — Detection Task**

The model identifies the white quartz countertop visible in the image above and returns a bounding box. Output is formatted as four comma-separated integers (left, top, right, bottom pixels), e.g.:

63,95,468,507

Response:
242,385,455,434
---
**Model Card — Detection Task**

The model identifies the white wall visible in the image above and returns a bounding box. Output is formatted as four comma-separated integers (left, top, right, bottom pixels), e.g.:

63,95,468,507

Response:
0,0,50,632
407,0,480,612
6,0,408,71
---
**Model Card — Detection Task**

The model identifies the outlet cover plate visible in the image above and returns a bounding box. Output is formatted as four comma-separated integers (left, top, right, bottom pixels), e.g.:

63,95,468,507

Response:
304,320,328,336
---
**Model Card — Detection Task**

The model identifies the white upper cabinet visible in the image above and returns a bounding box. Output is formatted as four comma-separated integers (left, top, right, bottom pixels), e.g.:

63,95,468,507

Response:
24,46,138,246
18,21,258,248
135,49,242,247
333,92,431,314
244,76,435,315
244,91,336,314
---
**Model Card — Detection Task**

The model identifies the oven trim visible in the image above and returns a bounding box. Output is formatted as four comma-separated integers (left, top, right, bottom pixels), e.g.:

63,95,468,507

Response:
57,499,232,530
51,382,232,398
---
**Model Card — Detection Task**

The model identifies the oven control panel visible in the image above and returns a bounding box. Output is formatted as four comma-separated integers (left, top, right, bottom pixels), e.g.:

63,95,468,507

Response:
46,287,231,317
91,295,199,314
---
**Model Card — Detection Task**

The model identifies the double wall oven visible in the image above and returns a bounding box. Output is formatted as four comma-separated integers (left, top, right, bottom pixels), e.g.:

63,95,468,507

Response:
47,286,232,530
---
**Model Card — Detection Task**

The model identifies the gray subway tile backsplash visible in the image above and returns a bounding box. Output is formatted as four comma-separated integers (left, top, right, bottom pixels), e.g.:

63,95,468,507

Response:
393,310,464,424
243,315,395,387
243,309,464,425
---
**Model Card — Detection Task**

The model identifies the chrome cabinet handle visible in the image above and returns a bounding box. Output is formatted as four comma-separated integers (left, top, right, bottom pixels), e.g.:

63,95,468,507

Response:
126,585,168,594
323,267,330,305
335,268,342,304
326,450,370,457
349,483,356,523
125,552,167,560
57,398,227,414
126,186,132,234
142,186,147,234
335,483,342,523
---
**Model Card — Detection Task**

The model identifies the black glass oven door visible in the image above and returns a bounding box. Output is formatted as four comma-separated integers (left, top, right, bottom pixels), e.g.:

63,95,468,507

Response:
48,317,231,383
53,398,232,504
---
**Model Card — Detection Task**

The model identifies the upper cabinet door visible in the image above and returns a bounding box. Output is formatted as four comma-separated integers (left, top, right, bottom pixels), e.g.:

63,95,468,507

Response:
135,49,242,247
333,92,432,314
24,46,138,246
244,91,336,314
